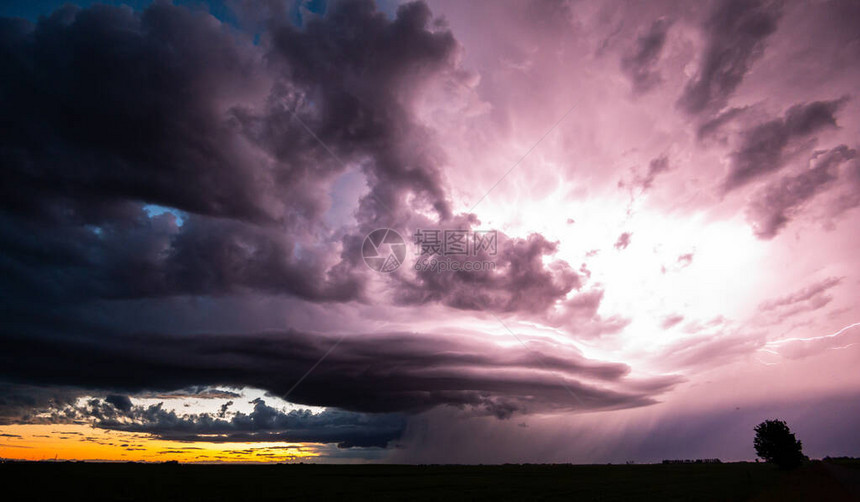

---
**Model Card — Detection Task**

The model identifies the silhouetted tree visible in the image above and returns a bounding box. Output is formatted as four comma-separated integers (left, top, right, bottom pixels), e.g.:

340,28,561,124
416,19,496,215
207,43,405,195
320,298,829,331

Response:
753,419,805,469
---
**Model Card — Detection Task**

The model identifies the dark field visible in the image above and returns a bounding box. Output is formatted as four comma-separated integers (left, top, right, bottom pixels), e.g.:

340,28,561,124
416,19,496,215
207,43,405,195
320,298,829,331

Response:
2,460,859,501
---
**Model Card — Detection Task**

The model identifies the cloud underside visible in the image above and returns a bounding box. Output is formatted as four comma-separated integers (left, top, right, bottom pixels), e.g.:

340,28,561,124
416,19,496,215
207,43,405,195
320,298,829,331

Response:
0,327,679,422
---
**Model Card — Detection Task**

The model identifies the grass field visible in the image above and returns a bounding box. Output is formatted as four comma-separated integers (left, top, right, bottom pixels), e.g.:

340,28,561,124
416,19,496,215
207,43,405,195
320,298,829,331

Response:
2,460,858,501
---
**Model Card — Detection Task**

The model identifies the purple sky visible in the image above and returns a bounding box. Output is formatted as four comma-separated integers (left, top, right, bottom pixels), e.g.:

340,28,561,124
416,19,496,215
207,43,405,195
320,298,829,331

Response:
1,0,859,463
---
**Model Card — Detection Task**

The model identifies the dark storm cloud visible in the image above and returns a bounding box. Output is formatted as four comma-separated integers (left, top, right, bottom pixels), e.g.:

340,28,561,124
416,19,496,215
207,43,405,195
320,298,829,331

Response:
0,383,82,425
0,208,363,304
396,231,580,313
218,400,233,418
723,98,847,192
240,0,579,315
677,0,782,116
82,397,405,448
238,0,461,227
0,324,678,419
104,394,133,412
747,145,856,238
285,1,455,218
0,2,364,303
0,0,575,314
621,18,671,94
0,3,274,223
697,106,748,140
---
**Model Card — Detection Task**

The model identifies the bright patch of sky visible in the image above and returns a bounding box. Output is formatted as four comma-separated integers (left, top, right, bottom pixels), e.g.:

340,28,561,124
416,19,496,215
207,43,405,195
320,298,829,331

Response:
143,204,186,226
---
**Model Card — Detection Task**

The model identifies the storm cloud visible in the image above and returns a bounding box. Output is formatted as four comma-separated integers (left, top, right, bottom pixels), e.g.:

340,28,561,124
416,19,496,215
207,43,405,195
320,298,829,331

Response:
723,98,847,192
621,18,671,94
0,0,577,321
84,397,407,448
0,323,678,419
747,145,856,238
677,0,782,116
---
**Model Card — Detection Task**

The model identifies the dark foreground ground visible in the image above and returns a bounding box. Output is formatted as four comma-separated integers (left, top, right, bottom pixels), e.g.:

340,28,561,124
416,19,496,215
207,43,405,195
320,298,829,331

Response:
2,459,859,501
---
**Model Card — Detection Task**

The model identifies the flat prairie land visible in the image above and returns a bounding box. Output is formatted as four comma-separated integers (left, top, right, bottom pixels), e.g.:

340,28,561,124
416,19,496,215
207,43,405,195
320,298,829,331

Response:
2,460,858,501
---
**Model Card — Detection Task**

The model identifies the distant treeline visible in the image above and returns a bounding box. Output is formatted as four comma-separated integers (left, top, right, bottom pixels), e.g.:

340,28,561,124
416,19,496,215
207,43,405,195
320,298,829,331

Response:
662,459,722,464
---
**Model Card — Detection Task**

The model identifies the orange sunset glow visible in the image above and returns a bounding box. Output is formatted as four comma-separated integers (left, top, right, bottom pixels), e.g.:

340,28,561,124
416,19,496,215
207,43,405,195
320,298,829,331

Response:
0,424,320,463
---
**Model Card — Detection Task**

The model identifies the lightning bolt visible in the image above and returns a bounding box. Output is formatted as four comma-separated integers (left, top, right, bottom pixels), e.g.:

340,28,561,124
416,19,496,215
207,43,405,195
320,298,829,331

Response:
764,322,860,347
756,322,860,365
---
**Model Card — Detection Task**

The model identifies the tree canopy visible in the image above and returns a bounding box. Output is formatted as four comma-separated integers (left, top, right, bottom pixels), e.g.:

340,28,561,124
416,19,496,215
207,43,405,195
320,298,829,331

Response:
753,419,805,469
